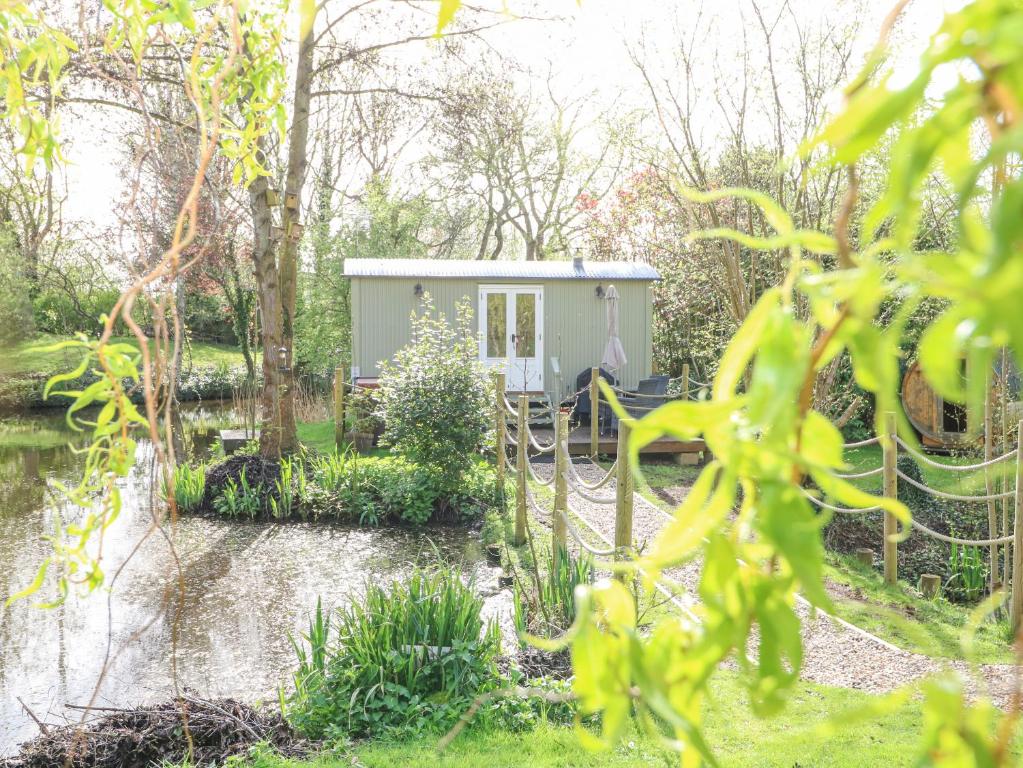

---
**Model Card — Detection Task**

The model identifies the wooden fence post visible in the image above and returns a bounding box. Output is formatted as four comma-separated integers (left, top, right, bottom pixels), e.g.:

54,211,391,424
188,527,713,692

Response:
985,387,1000,591
553,410,568,573
515,394,528,546
615,418,635,571
333,366,345,451
1012,420,1023,632
590,366,600,457
1002,347,1011,583
494,372,506,502
681,363,690,400
883,411,898,585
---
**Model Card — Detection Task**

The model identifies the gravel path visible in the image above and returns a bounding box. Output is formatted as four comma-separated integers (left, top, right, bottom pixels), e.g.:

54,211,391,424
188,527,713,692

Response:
526,456,1019,708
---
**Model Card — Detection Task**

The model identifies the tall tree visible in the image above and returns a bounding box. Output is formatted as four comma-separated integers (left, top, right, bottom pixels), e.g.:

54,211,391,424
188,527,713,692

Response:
247,0,520,455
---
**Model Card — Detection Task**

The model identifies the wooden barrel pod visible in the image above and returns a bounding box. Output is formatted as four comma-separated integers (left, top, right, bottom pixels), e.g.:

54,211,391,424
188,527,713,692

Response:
901,360,973,450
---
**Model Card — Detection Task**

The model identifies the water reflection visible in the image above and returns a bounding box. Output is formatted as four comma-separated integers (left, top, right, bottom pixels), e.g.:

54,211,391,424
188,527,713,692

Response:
0,404,484,754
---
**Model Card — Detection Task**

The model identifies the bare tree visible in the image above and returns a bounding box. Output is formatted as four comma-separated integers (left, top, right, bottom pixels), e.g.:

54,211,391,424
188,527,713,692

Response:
628,0,862,325
432,67,630,260
0,122,65,297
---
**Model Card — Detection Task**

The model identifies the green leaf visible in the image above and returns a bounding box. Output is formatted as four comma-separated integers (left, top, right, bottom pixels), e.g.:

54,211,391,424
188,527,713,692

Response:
715,289,780,398
4,559,51,606
435,0,462,35
686,228,837,255
798,411,845,470
43,354,90,399
756,482,832,611
676,185,793,235
299,0,316,40
918,309,970,401
645,464,734,571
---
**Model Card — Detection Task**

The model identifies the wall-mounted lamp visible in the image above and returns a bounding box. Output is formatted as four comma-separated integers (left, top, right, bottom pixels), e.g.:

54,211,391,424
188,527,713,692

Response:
595,285,605,299
277,345,291,373
414,283,424,298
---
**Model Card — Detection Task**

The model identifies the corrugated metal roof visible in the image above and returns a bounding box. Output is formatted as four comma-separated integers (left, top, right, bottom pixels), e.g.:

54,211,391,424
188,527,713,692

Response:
344,258,660,281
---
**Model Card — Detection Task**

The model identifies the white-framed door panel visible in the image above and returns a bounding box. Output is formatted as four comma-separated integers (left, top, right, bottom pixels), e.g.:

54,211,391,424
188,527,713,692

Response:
478,284,544,393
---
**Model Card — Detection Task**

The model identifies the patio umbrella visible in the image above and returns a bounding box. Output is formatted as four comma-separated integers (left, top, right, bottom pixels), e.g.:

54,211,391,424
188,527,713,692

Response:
600,284,627,372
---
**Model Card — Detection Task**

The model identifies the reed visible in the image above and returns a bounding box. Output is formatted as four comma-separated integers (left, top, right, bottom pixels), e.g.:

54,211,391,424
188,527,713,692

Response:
516,545,593,636
294,378,332,423
288,565,500,738
542,545,593,629
213,467,263,518
946,540,987,602
170,463,206,513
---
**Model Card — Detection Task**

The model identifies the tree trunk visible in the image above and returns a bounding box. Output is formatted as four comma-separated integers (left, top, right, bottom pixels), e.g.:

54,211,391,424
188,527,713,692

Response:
249,166,284,458
276,21,316,455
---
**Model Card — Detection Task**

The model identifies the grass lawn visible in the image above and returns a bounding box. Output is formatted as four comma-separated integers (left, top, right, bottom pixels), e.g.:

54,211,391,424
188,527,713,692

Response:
296,420,389,457
227,672,926,768
823,552,1013,663
596,457,700,489
0,333,244,377
296,420,338,453
842,443,1011,496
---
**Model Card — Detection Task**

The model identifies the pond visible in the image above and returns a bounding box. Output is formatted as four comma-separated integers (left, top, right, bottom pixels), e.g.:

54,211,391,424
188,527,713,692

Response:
0,404,491,755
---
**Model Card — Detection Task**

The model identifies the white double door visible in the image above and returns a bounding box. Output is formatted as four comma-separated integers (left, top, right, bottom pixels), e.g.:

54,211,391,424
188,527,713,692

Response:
479,285,544,392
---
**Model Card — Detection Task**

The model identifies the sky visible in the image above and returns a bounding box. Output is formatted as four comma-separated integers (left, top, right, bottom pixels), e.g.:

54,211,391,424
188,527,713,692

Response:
55,0,960,236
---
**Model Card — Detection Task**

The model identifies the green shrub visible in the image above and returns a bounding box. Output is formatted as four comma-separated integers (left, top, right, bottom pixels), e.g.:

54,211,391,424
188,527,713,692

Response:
306,452,500,524
360,455,442,524
288,566,500,739
1,357,250,413
198,451,501,524
450,459,509,519
377,296,492,487
347,386,383,434
476,676,577,732
31,280,128,335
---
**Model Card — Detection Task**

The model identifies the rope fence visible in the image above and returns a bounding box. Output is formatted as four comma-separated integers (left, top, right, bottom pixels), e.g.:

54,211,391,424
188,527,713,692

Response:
479,359,1023,640
564,478,617,505
801,490,881,514
494,375,638,590
907,518,1015,547
524,451,555,486
894,468,1015,502
895,436,1018,472
524,422,556,453
843,436,880,448
523,435,699,621
834,466,884,480
564,453,617,491
816,413,1023,630
523,481,616,557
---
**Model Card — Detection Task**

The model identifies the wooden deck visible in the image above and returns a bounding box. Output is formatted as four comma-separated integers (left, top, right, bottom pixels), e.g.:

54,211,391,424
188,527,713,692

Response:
530,426,706,459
